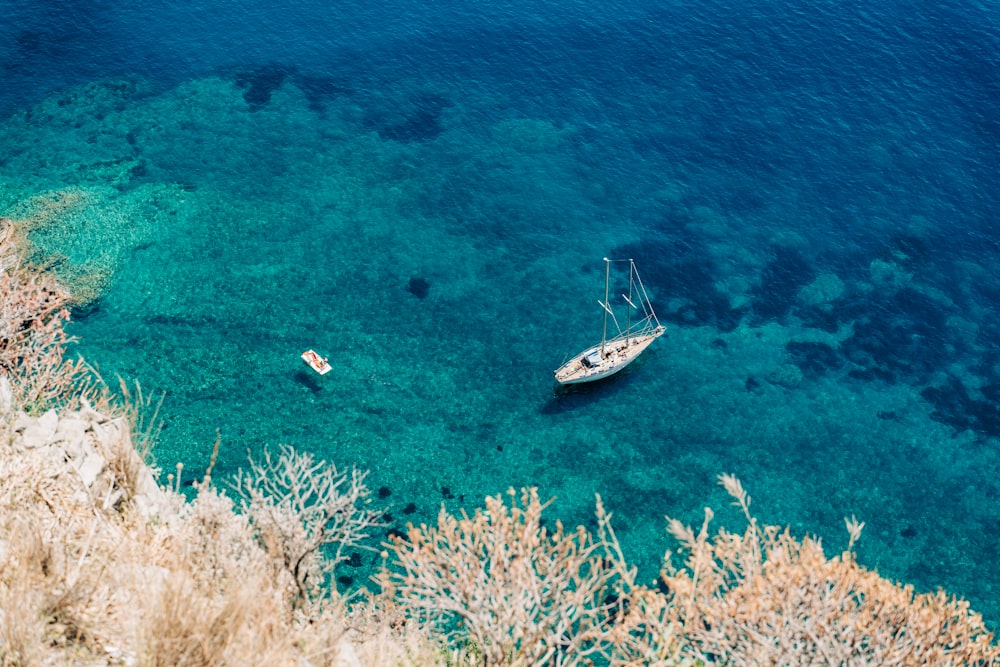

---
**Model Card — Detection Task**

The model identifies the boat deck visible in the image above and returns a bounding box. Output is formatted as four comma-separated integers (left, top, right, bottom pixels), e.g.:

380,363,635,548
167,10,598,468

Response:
554,326,664,384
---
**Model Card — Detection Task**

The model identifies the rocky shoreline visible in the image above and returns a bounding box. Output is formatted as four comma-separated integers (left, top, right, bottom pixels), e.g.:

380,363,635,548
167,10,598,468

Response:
0,375,388,666
4,380,164,520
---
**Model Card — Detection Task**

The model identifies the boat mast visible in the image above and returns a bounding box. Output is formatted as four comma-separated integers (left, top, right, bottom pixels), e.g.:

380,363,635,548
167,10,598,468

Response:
601,257,610,357
626,259,634,346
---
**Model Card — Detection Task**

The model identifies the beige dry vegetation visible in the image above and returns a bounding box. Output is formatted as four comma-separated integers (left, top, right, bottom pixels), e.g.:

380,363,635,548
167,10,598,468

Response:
658,475,1000,666
2,191,111,309
0,217,97,414
0,396,453,667
1,209,999,666
382,487,687,666
232,444,384,607
0,214,450,666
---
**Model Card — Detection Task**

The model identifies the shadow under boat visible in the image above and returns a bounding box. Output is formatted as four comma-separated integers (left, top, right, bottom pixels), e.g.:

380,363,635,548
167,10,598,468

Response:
540,360,647,416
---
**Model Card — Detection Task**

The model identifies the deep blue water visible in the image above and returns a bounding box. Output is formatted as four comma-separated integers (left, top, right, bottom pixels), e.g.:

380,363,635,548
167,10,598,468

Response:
2,0,1000,624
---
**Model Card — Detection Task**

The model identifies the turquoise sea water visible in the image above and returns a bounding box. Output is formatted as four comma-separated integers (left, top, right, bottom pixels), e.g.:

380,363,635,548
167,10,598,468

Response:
2,0,999,623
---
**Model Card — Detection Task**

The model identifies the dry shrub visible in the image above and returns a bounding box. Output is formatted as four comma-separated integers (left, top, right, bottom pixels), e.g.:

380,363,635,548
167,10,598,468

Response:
129,482,432,667
1,190,109,310
0,446,347,667
336,593,469,667
661,474,1000,666
103,379,164,495
0,443,118,666
231,444,384,609
0,519,51,666
120,483,314,666
0,203,121,420
0,218,95,414
0,426,276,666
383,487,678,666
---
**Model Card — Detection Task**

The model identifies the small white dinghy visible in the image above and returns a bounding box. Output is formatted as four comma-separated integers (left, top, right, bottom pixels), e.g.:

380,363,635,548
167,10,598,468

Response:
301,349,332,375
554,258,665,385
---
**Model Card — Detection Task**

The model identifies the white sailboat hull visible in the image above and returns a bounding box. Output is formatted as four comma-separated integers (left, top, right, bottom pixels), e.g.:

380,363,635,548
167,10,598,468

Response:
554,326,665,385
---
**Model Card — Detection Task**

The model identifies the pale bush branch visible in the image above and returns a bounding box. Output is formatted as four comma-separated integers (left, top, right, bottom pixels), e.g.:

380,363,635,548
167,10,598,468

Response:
383,487,675,666
0,268,88,413
1,205,451,665
116,377,164,466
0,216,104,415
844,514,865,554
231,444,383,609
660,475,1000,665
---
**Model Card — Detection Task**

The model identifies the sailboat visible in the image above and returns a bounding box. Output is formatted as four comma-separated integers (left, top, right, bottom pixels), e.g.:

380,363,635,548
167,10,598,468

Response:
554,258,665,385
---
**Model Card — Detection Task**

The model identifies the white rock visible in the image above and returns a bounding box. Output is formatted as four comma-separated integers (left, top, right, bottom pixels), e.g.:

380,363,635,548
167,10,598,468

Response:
91,418,130,458
20,409,59,447
134,465,160,499
131,492,160,519
131,464,170,518
75,451,107,488
63,434,85,461
78,397,110,426
333,637,362,667
42,442,68,467
12,411,35,434
0,376,11,417
54,416,88,454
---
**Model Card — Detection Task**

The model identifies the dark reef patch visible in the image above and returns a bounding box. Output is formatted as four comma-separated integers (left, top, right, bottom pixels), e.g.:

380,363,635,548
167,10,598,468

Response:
233,64,294,111
785,341,843,376
293,72,351,112
920,375,1000,439
364,91,452,143
922,378,977,433
795,303,845,334
407,276,431,299
70,299,102,321
838,286,952,385
14,30,44,57
847,365,896,383
750,245,816,322
612,236,745,332
225,64,351,113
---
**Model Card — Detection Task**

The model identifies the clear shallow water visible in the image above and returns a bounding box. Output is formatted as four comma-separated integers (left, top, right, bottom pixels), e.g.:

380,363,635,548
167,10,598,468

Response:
2,0,999,623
